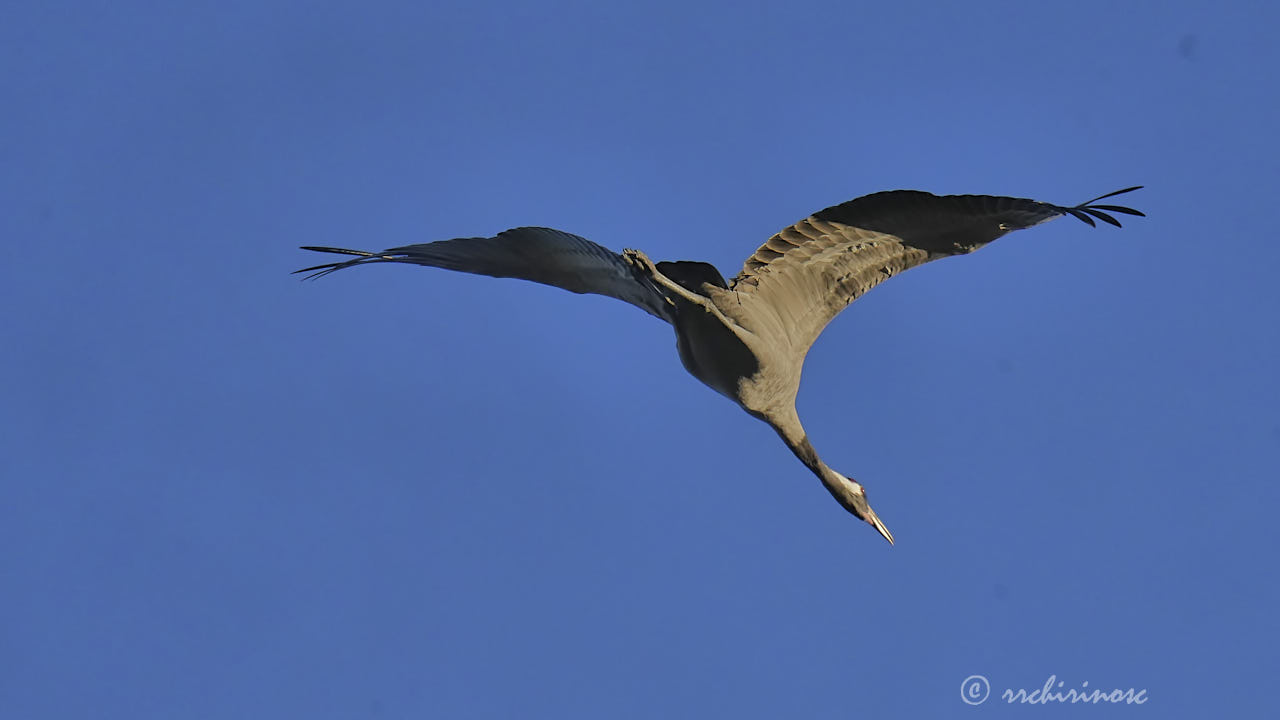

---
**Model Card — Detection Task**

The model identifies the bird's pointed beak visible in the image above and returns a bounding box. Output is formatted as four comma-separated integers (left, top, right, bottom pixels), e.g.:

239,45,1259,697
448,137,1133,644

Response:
867,510,895,546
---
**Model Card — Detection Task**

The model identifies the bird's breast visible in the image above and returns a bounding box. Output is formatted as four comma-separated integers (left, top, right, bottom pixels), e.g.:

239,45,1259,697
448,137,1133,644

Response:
672,306,760,403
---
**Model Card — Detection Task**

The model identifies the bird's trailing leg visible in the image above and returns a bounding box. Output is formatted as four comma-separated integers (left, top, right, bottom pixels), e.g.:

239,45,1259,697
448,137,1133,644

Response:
623,249,706,303
624,248,739,327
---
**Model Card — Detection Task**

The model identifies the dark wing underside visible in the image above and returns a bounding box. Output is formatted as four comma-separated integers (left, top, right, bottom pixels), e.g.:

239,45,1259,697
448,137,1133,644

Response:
656,260,728,293
722,187,1143,359
296,227,673,321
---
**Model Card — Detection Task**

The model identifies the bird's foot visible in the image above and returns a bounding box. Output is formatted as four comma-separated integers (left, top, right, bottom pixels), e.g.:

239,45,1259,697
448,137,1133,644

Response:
622,248,657,277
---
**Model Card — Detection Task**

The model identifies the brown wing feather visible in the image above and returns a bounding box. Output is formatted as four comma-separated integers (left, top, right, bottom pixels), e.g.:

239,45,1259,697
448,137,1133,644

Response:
722,188,1142,360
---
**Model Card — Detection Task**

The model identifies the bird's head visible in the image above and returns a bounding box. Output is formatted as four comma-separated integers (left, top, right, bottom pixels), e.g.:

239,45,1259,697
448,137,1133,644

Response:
827,471,895,546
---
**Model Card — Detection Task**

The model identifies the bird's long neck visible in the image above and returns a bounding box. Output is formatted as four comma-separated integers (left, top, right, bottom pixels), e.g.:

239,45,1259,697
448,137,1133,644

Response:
788,434,824,475
770,411,835,484
794,437,846,495
767,409,894,544
779,427,852,509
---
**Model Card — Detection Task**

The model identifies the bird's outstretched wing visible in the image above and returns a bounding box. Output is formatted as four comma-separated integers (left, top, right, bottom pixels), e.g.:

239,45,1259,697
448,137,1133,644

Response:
296,226,673,321
726,187,1143,358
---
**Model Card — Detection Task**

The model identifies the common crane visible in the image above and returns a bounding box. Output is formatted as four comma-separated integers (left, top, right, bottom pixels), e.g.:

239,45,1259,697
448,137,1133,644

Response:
297,186,1143,544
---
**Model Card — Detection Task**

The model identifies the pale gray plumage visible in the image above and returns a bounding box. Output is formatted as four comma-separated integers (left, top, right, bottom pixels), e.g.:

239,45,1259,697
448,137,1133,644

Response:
298,186,1143,544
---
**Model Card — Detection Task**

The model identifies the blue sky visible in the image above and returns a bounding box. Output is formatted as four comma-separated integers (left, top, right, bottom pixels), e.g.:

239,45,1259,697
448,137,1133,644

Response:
4,0,1277,717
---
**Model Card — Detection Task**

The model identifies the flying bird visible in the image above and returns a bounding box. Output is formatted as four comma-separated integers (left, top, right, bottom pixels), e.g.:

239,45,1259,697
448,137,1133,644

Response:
297,186,1143,544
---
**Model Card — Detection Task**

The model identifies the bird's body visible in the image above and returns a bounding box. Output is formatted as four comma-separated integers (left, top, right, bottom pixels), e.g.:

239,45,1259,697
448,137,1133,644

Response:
298,186,1143,544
